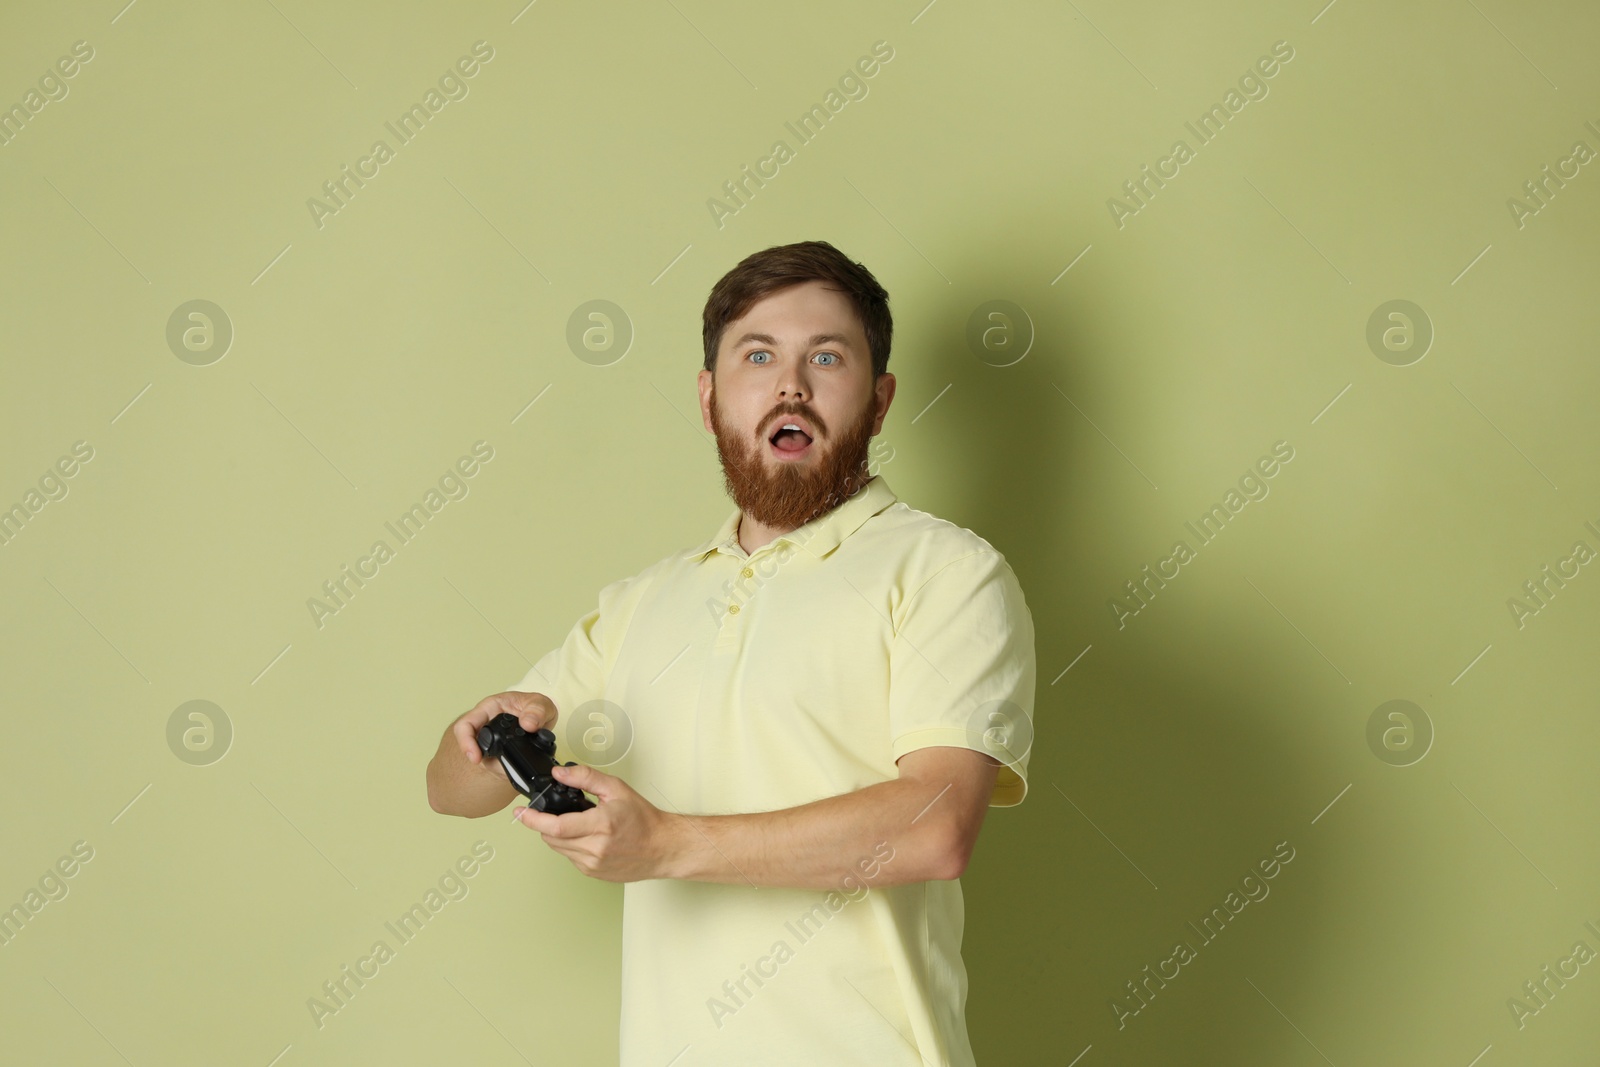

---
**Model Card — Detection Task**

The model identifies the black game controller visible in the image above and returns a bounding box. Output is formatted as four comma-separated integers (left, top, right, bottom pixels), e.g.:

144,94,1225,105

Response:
476,713,595,815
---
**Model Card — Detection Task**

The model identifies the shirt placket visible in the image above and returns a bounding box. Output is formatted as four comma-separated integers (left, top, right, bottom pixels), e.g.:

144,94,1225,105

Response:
713,540,786,653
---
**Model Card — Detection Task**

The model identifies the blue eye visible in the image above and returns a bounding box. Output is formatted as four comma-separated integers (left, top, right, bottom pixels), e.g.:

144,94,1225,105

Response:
745,350,840,365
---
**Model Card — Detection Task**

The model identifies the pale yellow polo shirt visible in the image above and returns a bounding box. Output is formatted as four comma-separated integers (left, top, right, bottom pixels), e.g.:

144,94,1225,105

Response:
507,474,1036,1067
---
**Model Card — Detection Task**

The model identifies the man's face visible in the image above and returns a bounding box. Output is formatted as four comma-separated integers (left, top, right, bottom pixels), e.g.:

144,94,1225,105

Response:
698,279,895,531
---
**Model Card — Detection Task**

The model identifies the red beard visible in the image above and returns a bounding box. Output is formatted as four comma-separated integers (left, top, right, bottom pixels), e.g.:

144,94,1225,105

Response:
708,386,877,531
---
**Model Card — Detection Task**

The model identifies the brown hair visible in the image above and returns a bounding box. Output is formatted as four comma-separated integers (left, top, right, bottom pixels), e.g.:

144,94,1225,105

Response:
702,240,892,378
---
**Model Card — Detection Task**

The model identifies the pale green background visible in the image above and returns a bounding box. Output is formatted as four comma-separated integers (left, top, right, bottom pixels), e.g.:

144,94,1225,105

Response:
2,0,1597,1064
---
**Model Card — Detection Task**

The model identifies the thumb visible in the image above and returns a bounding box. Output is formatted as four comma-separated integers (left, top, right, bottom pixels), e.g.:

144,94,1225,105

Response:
552,762,616,800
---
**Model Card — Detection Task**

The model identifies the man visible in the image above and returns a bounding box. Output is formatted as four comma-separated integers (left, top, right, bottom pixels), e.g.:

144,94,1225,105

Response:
426,239,1037,1066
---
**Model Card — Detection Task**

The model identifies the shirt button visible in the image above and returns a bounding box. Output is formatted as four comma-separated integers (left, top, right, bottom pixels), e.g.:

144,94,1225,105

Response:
740,567,753,578
727,603,740,615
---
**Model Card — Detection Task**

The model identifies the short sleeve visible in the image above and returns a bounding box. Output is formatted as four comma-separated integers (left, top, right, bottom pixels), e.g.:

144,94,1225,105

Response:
888,550,1037,807
505,577,626,753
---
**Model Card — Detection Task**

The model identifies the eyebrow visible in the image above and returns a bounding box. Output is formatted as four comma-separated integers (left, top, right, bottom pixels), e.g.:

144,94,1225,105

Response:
731,332,855,351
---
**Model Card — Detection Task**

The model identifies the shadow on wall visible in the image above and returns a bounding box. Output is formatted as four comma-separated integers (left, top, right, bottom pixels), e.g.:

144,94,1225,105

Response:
890,239,1338,1065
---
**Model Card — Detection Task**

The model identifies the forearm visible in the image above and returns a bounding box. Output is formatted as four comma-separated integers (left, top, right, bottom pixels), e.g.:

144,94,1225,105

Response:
664,776,958,889
426,724,516,818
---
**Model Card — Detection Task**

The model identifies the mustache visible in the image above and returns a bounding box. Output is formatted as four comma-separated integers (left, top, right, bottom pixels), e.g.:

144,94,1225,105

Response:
761,405,826,437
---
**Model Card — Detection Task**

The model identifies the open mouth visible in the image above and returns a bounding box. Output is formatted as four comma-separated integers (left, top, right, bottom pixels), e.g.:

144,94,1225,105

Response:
768,423,814,459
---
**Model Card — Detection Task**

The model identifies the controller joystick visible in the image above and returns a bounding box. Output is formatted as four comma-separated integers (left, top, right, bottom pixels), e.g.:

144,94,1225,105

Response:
476,712,595,815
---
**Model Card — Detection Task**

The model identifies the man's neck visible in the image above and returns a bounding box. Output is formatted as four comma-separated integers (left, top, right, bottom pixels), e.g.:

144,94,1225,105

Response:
737,513,791,555
735,473,874,554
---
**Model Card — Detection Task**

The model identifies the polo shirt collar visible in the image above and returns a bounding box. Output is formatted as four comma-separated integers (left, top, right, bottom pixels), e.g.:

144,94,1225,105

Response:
683,475,898,562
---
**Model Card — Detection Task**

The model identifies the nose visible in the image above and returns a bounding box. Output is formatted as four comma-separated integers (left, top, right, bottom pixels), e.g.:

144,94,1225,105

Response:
775,357,810,404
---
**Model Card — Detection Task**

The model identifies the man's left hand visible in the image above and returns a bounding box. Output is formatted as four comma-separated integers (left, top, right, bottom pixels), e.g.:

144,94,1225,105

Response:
514,764,680,882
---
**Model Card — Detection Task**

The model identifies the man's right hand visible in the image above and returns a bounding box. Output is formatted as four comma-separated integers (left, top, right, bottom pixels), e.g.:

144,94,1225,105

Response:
452,691,559,782
430,691,564,816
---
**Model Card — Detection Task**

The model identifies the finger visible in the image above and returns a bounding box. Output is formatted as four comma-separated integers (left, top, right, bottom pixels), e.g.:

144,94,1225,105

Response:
515,806,565,836
550,763,610,800
465,697,503,729
540,835,584,859
454,718,483,761
510,691,557,733
544,840,594,874
541,803,602,836
461,696,504,732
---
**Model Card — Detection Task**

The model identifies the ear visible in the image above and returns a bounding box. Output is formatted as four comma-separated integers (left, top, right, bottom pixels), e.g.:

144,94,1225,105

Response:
698,368,714,433
870,372,896,435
